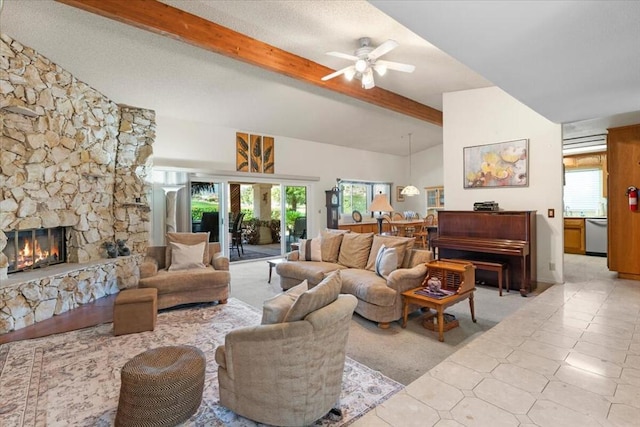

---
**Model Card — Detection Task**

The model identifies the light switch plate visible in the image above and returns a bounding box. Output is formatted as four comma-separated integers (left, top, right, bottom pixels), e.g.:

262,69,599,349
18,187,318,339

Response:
548,208,555,218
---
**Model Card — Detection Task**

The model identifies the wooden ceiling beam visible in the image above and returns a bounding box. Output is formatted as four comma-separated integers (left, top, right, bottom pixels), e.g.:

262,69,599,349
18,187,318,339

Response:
56,0,443,126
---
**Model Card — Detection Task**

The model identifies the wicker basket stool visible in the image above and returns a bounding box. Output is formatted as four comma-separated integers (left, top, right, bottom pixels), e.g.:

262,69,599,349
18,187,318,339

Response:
116,345,206,427
113,288,158,336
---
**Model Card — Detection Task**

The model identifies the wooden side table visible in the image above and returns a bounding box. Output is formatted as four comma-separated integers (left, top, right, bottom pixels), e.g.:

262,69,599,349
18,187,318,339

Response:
401,260,477,342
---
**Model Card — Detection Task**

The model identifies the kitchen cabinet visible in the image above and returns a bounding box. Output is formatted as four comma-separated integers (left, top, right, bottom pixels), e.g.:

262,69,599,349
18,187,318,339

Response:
425,186,444,219
564,218,586,254
608,124,640,280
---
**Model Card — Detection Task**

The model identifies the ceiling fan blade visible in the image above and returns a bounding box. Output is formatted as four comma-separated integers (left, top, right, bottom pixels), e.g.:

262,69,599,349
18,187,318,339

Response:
375,59,416,73
368,39,399,60
321,65,356,81
326,51,359,61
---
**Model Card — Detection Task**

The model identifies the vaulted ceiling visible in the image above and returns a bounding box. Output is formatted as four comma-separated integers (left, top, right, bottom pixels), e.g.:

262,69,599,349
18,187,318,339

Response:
2,0,639,154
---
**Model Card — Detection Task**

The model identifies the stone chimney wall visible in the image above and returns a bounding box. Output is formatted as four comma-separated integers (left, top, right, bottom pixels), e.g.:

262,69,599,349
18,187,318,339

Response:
0,33,153,262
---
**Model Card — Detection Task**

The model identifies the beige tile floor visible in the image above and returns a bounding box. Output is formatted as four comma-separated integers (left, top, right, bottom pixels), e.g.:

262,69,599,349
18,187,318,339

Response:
355,254,640,426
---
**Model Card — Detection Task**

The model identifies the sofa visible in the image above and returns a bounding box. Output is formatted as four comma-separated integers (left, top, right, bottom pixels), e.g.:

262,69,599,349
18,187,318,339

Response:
216,272,357,426
276,231,432,328
138,233,230,309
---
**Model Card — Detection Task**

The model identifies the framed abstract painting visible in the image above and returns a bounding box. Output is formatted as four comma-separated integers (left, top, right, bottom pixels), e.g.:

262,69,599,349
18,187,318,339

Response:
463,139,529,188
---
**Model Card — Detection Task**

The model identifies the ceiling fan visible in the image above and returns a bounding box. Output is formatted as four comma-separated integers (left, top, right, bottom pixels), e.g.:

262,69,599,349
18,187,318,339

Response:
321,37,415,89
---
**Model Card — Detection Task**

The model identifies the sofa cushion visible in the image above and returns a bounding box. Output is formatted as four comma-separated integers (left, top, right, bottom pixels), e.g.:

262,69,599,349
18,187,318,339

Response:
338,232,374,269
374,245,398,279
299,237,322,261
261,280,308,325
276,261,346,287
320,231,345,263
139,267,230,294
167,241,207,271
340,269,396,307
165,232,210,268
366,235,414,270
284,270,342,322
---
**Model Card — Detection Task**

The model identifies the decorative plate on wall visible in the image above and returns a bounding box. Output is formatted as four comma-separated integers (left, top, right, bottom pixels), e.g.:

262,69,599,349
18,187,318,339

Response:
352,210,362,223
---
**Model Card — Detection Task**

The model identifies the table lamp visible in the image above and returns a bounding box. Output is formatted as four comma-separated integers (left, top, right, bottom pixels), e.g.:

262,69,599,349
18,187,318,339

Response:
369,193,394,235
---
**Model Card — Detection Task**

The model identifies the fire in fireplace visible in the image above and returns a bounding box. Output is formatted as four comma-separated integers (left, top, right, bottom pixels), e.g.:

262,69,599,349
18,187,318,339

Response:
3,227,67,274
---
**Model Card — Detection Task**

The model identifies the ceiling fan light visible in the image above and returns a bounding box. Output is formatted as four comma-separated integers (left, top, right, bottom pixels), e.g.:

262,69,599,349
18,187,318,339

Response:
374,63,387,76
344,68,356,81
355,59,368,73
361,69,375,89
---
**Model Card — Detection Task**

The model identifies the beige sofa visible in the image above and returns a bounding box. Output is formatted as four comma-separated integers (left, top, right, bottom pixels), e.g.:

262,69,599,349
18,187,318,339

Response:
276,232,432,328
216,270,357,426
138,237,230,310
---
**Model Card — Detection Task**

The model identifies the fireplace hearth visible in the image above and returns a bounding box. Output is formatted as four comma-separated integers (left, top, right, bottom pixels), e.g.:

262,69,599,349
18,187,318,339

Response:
2,227,67,274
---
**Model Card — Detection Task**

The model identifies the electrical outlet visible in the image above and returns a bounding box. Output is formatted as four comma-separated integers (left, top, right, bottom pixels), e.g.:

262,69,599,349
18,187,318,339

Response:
549,262,555,271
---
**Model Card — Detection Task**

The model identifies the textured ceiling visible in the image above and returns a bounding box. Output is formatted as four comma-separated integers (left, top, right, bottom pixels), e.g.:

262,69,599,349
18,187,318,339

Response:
1,0,491,155
2,0,638,154
372,0,640,138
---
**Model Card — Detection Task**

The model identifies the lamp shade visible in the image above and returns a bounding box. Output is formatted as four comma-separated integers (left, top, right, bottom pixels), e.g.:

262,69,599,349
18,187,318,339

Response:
369,193,394,213
400,185,420,196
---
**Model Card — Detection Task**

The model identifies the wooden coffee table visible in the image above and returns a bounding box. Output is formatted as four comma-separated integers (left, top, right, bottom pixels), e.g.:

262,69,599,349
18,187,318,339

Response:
401,286,476,342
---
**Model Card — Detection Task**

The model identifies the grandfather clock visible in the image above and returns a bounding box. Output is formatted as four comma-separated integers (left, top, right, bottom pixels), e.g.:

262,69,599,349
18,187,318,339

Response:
325,187,340,229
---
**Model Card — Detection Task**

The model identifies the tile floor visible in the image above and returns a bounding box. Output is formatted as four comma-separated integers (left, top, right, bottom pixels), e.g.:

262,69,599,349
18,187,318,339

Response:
354,254,640,426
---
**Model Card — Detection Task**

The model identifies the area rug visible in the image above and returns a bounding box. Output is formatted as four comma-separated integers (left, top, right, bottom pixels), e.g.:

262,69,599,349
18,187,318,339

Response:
0,298,402,426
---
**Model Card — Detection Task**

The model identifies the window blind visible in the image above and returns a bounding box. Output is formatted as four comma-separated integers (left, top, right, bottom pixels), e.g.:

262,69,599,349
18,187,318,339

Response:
564,168,602,213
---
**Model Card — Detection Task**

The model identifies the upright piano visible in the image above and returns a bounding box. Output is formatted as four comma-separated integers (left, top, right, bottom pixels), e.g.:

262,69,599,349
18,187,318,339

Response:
431,211,537,296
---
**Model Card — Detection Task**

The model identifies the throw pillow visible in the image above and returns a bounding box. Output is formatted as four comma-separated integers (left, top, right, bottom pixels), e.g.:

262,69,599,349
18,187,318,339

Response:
283,270,342,322
165,232,210,268
299,237,322,261
338,232,374,269
320,231,344,263
366,235,413,270
167,241,207,271
374,245,398,279
261,280,309,325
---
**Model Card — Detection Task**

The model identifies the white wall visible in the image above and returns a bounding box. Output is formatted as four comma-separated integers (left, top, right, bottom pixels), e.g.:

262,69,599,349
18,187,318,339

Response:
402,144,445,215
443,87,564,284
152,115,412,238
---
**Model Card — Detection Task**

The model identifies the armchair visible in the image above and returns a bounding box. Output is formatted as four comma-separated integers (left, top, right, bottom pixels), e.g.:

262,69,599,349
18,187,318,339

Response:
216,292,358,426
138,233,230,309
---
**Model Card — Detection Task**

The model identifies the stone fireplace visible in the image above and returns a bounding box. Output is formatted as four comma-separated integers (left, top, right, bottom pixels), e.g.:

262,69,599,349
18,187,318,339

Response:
3,227,66,274
0,34,155,333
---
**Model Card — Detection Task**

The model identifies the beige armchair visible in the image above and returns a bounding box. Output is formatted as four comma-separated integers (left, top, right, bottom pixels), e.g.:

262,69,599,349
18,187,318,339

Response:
216,292,358,426
138,234,230,309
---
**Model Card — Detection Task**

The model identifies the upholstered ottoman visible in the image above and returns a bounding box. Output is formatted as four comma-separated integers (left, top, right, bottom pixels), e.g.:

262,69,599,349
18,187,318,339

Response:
113,288,158,336
116,345,206,427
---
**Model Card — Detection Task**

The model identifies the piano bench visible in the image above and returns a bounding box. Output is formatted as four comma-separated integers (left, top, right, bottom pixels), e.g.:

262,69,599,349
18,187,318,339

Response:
442,259,510,296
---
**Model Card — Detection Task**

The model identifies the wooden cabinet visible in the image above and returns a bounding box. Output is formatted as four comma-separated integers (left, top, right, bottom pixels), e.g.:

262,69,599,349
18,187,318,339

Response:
608,124,640,280
425,186,444,218
564,218,586,254
338,222,381,234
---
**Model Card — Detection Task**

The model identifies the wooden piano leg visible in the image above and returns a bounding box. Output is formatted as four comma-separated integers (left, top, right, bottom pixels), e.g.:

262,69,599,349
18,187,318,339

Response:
519,256,527,297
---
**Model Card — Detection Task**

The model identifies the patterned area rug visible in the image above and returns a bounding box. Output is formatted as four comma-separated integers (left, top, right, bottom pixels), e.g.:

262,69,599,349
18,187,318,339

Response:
0,298,402,426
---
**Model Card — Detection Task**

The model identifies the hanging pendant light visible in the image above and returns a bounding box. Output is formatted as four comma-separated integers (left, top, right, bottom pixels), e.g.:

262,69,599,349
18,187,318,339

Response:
401,133,420,196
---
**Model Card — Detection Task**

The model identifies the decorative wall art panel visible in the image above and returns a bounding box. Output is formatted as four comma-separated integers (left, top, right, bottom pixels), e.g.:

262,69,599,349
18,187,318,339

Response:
236,132,249,172
262,136,274,174
250,134,262,173
463,139,529,188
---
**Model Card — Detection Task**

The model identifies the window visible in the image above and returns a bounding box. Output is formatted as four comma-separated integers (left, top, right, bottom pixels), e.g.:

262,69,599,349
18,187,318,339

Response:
564,168,604,216
338,180,391,215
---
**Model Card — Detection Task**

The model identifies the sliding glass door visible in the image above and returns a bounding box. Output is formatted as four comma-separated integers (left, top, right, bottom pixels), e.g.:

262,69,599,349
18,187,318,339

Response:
283,185,307,252
190,181,223,243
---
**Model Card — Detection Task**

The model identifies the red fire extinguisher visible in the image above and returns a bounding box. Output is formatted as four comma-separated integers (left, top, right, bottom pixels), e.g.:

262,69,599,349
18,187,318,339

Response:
627,186,638,211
